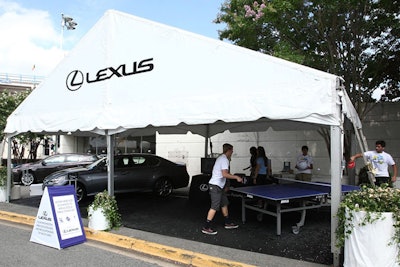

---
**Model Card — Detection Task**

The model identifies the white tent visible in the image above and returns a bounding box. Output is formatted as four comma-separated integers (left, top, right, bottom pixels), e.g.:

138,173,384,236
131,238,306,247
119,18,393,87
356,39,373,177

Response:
5,10,361,263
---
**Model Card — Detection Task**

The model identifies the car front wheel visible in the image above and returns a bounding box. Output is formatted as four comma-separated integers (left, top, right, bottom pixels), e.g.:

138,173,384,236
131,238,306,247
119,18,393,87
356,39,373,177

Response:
75,183,87,202
21,172,35,186
154,178,173,197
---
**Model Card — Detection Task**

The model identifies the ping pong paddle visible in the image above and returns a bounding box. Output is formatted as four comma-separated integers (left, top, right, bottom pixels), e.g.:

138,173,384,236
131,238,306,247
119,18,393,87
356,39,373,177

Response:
347,161,355,169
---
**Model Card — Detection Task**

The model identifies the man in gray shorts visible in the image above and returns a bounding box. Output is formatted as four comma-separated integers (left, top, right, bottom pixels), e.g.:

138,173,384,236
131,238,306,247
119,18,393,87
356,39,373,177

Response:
202,143,243,235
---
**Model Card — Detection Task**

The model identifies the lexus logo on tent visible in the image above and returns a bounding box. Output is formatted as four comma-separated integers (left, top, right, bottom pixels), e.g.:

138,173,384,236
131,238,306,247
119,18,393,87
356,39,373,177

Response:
65,58,154,91
66,70,84,91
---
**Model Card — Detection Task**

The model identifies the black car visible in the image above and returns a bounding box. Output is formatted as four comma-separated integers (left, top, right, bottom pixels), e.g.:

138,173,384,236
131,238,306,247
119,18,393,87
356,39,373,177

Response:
12,153,99,186
43,153,190,202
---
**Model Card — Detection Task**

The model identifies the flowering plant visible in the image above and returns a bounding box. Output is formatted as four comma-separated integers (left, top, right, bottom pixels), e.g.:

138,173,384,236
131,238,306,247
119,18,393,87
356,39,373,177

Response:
88,190,122,230
336,184,400,261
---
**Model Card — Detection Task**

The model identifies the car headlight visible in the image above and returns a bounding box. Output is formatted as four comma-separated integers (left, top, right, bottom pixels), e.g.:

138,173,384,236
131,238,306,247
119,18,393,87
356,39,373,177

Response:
45,175,68,185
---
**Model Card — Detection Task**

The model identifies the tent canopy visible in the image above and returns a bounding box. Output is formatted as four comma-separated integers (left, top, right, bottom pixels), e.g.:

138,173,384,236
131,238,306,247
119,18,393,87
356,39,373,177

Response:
5,9,360,137
4,10,362,264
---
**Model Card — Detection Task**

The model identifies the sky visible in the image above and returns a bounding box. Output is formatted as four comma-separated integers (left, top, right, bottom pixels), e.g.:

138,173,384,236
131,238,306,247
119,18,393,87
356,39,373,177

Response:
0,0,226,77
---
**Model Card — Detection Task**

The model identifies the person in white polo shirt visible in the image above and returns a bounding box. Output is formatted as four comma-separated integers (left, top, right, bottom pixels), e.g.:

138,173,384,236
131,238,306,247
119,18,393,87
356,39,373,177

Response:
202,143,243,235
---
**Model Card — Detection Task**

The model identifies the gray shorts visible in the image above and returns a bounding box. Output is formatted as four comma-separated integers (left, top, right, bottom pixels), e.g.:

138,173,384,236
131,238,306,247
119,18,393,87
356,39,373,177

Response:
209,184,229,210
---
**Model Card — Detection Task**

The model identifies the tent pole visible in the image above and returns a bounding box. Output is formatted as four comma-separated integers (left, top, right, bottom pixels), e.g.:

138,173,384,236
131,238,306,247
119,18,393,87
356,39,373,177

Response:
353,127,375,185
204,125,210,158
331,125,343,266
106,132,115,196
6,136,12,203
204,137,208,158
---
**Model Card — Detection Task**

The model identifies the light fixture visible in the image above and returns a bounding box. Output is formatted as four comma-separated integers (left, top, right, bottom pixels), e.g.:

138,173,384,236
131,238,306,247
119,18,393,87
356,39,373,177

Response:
60,13,77,50
62,14,77,30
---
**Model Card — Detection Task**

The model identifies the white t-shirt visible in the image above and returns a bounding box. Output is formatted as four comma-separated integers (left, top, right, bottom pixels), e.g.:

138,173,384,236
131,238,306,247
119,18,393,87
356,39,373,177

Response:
209,154,229,189
296,154,313,174
364,151,395,177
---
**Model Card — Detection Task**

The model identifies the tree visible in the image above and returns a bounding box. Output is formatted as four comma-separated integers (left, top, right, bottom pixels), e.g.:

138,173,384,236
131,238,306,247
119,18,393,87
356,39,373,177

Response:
215,0,399,161
0,90,44,163
0,90,30,138
215,0,400,117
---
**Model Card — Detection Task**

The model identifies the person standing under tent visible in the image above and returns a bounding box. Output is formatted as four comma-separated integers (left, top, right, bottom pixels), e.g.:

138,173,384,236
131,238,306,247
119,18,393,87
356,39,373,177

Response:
295,145,314,181
252,146,272,185
243,146,257,184
350,140,397,186
202,143,243,235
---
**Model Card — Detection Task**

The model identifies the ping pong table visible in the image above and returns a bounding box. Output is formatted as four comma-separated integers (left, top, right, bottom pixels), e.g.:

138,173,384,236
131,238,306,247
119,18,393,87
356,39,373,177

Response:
230,178,359,235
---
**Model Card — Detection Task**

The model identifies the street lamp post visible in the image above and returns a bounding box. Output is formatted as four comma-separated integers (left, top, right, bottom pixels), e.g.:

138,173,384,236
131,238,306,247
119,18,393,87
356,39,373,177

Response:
57,13,77,154
60,13,77,50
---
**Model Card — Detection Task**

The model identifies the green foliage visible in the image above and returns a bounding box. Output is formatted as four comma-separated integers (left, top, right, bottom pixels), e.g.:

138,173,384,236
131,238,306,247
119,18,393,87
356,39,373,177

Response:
216,0,400,119
0,90,53,161
0,90,30,139
336,184,400,262
88,190,122,230
0,167,6,187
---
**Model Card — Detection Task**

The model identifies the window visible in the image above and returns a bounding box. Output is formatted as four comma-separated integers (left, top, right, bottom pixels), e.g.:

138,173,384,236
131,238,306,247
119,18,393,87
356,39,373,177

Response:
79,155,98,162
44,155,65,165
66,155,80,162
115,156,131,168
132,156,146,165
122,157,129,165
88,135,156,154
147,156,160,166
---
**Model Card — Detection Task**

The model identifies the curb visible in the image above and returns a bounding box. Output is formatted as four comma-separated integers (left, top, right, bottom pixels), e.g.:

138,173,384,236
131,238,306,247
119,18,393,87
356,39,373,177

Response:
0,210,255,267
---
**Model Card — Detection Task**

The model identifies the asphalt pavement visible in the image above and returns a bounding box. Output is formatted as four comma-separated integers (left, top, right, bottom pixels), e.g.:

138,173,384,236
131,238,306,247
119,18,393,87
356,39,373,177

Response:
0,186,331,267
0,220,176,267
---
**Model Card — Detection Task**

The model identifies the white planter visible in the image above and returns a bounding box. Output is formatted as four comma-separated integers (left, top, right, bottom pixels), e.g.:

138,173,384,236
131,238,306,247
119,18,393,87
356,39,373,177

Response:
344,210,399,267
30,184,43,196
88,206,110,231
0,187,6,202
10,185,21,200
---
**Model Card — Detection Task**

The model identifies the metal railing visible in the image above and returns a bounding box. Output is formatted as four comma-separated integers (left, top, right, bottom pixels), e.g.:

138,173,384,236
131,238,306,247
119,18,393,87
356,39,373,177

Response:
0,73,45,86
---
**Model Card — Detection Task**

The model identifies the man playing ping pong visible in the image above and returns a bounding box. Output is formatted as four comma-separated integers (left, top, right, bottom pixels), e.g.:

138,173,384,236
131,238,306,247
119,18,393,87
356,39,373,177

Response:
202,143,243,235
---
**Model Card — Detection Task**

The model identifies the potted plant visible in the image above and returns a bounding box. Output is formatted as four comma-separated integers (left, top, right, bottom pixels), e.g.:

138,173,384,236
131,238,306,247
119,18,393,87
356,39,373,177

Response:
336,184,400,266
87,190,122,231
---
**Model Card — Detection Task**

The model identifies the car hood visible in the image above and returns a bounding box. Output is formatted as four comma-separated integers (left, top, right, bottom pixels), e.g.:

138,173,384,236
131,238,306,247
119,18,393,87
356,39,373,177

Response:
45,166,88,179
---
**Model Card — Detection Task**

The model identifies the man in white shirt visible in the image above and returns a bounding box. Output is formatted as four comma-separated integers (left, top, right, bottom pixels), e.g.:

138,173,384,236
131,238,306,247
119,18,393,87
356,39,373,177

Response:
295,145,314,181
202,143,243,235
350,140,397,186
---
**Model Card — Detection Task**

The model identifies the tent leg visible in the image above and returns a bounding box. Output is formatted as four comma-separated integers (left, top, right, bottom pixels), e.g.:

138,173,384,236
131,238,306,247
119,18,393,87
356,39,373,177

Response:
106,133,115,196
6,137,12,203
353,127,375,185
333,253,341,267
331,125,342,267
204,125,210,158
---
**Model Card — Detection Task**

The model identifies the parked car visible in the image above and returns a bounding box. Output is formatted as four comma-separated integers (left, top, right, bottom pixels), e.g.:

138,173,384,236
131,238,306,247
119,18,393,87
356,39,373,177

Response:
43,153,190,202
12,153,100,186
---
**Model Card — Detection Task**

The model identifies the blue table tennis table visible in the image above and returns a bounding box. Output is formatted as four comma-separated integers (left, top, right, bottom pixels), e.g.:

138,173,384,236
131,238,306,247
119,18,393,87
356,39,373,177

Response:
230,178,359,235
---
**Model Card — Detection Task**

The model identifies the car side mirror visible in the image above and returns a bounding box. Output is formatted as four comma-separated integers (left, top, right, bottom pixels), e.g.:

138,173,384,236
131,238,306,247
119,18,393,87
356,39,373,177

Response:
42,161,47,166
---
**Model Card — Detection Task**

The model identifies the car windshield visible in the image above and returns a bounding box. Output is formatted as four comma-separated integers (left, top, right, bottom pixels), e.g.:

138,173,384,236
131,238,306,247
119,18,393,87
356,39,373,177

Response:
43,155,65,165
87,157,107,170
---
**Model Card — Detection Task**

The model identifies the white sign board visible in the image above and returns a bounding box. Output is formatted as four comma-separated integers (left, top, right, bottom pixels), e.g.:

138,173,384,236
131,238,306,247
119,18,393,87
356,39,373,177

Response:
30,186,86,249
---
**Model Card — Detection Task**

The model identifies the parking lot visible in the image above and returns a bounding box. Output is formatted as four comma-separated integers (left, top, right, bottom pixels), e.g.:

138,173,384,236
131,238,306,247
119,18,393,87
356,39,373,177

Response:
11,185,334,265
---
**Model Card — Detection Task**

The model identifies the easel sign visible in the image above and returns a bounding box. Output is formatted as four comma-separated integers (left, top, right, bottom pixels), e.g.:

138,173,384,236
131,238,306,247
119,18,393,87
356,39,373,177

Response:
30,185,86,249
